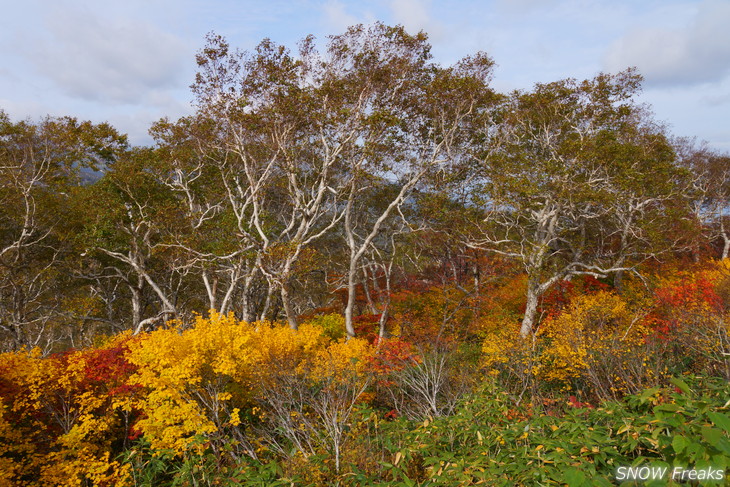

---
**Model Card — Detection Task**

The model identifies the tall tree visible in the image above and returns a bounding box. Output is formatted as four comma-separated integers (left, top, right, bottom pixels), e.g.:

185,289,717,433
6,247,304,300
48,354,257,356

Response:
466,71,687,337
163,34,349,329
79,149,192,334
169,24,495,334
0,111,126,350
675,138,730,259
149,118,255,319
328,26,497,337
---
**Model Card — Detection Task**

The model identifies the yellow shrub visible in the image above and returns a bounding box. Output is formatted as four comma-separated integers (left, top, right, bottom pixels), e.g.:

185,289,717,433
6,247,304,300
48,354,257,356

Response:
481,318,525,370
127,311,330,455
0,336,135,487
481,318,536,392
536,291,648,394
308,337,373,383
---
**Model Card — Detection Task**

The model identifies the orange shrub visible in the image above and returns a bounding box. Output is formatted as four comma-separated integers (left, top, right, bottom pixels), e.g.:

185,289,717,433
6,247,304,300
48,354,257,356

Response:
0,334,137,486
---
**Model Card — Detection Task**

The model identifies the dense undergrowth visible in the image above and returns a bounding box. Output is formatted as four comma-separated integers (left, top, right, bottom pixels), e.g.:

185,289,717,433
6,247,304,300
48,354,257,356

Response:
116,375,730,487
1,260,729,486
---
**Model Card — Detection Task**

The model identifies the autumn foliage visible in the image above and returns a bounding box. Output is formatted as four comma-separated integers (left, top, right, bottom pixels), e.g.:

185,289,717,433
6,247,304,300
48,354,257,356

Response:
482,260,730,400
0,258,728,484
0,334,138,486
2,22,730,486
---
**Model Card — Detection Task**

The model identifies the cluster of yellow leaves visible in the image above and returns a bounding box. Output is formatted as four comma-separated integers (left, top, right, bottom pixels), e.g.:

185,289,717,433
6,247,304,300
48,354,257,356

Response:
483,262,730,397
126,311,372,456
37,450,130,487
535,291,647,388
307,336,372,383
480,318,538,392
481,292,652,394
307,313,346,340
0,349,47,485
480,318,528,371
0,334,135,486
0,310,376,484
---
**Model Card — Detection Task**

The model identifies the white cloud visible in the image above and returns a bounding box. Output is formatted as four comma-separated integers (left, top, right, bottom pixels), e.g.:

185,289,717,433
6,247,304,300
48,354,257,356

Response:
389,0,443,38
323,0,362,31
390,0,429,31
604,0,730,87
0,98,48,122
494,0,561,14
25,4,189,104
702,92,730,106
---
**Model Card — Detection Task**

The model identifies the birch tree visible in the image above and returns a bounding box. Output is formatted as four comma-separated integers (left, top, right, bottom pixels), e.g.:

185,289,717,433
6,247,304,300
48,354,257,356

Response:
675,138,730,259
176,25,495,332
330,26,497,337
467,71,687,337
170,34,354,329
81,150,186,334
150,117,257,319
0,111,126,349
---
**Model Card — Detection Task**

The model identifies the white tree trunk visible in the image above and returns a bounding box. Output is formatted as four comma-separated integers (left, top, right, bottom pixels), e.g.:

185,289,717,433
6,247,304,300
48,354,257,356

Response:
520,281,541,338
280,283,298,330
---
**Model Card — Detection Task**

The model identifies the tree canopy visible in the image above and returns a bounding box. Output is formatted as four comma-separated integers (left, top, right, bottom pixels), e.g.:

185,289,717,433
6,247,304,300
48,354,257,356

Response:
0,24,724,350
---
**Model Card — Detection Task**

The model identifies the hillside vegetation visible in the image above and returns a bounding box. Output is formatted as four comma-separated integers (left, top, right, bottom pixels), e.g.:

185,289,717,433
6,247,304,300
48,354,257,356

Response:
1,23,729,486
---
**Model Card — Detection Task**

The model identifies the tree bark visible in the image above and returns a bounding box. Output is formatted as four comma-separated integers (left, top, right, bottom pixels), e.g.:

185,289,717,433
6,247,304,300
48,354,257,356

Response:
520,279,541,338
344,259,358,338
280,282,298,330
130,281,143,334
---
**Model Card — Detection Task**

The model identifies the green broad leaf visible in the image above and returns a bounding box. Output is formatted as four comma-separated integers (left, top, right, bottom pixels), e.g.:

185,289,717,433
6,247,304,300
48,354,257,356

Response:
685,442,706,459
563,467,587,486
654,403,681,413
716,438,730,455
670,377,692,395
672,435,688,454
592,477,613,487
711,454,728,470
701,426,723,445
639,387,661,404
707,412,730,433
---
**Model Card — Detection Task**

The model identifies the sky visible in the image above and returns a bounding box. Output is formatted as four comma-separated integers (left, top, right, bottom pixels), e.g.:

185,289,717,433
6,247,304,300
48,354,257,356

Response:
1,0,729,151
